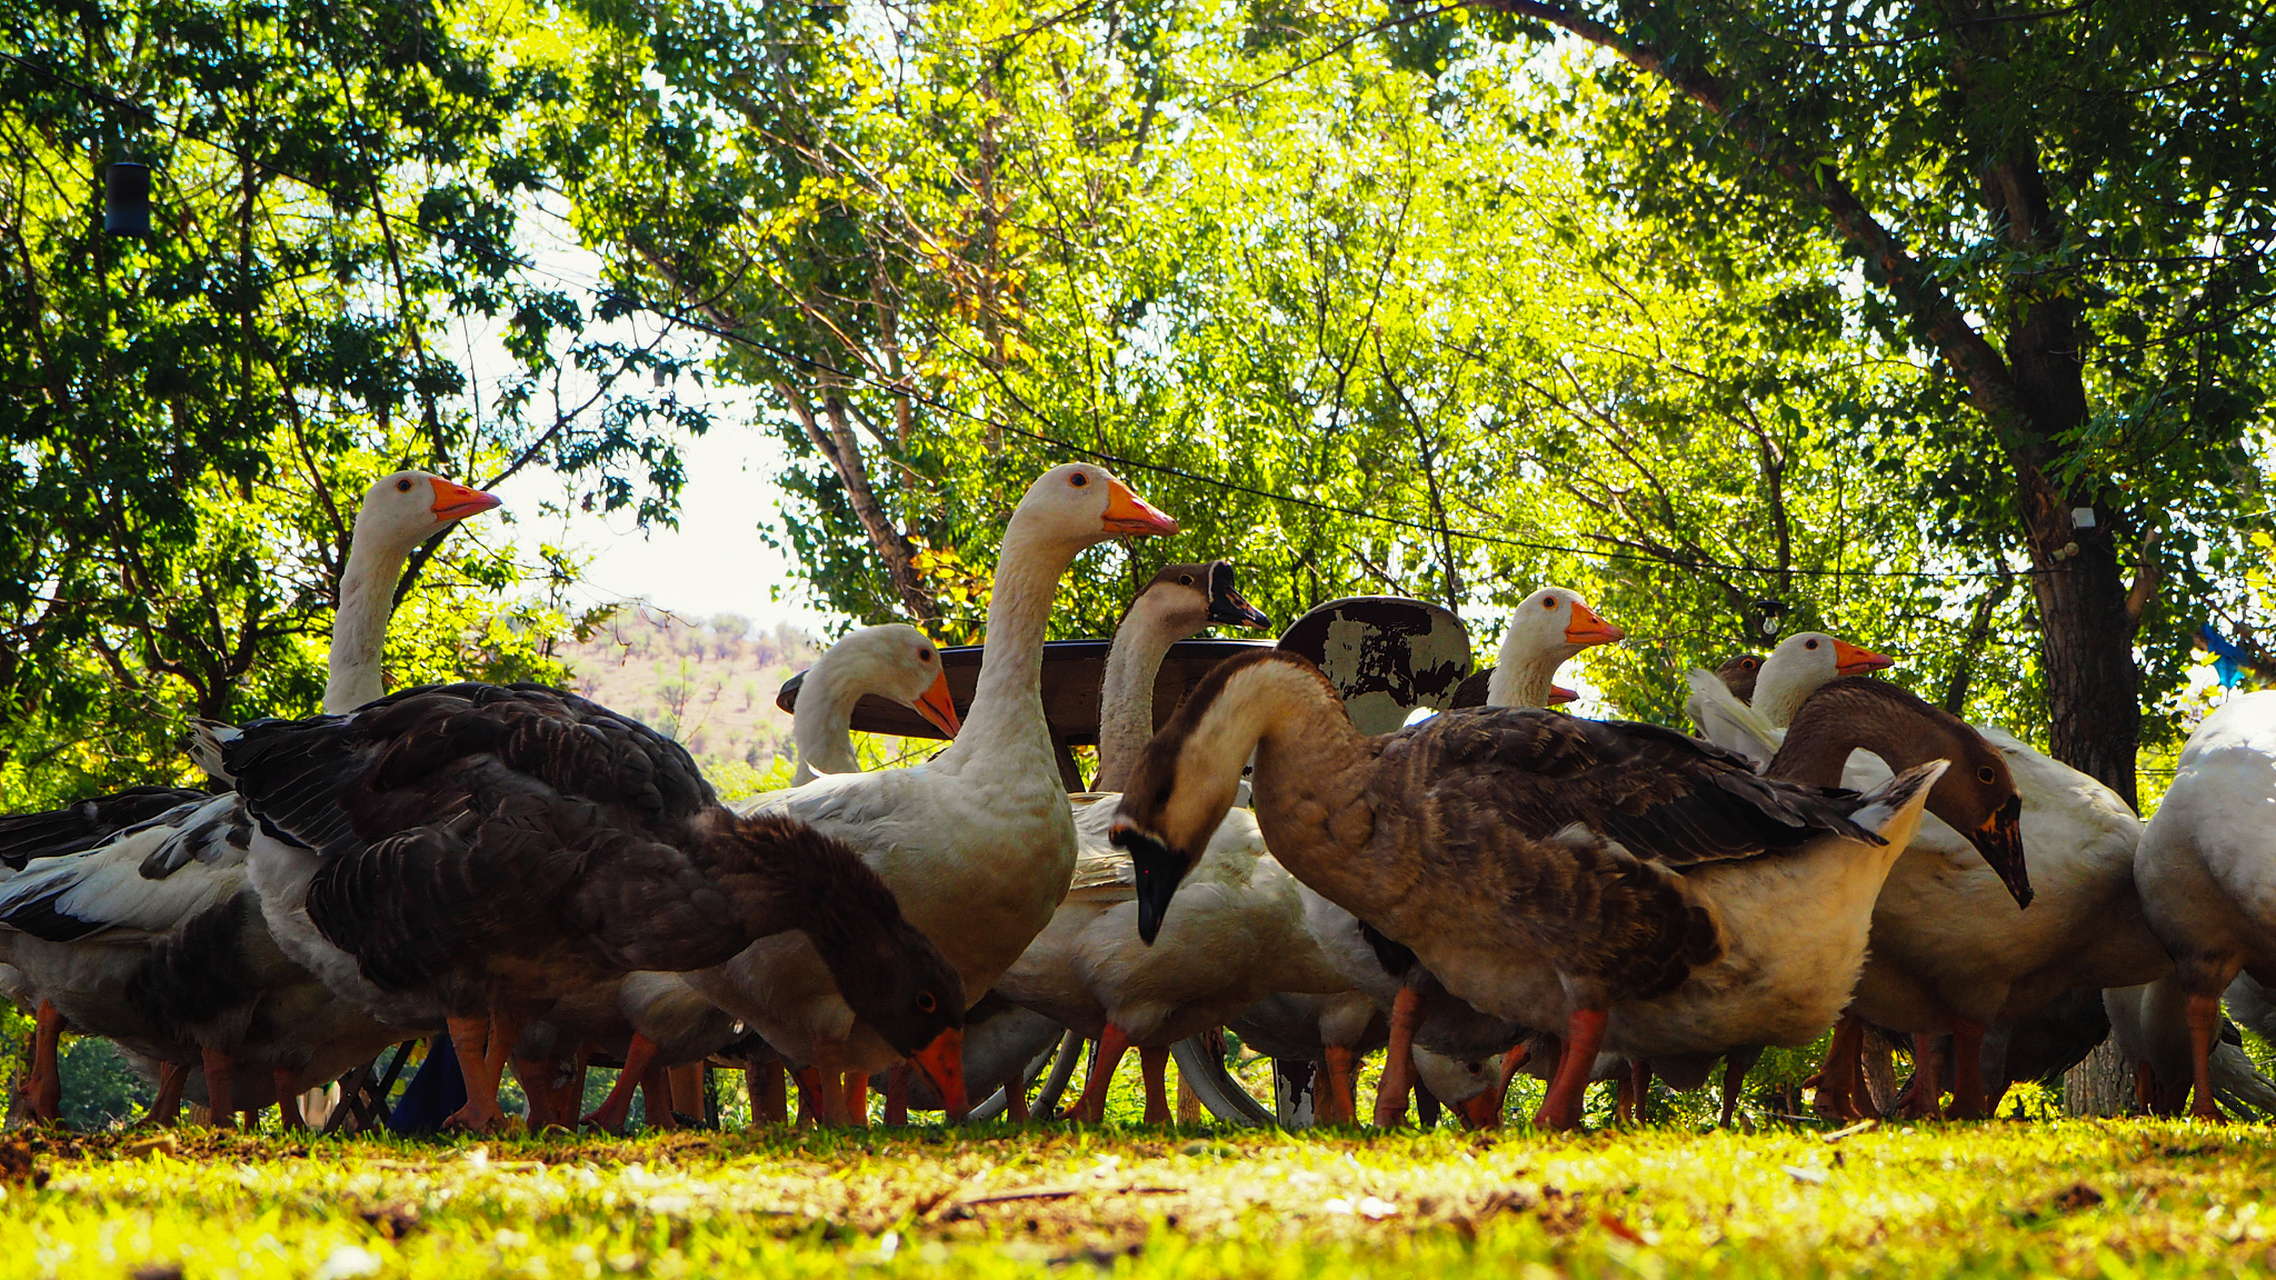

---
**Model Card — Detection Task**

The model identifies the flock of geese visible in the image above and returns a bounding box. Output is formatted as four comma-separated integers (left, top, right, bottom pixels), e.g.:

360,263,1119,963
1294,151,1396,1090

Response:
6,460,2276,1136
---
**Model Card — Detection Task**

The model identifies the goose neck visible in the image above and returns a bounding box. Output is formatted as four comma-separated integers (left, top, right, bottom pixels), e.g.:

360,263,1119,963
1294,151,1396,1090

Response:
1486,641,1572,711
936,521,1072,776
791,661,864,785
1767,695,1929,789
324,538,412,714
1094,597,1190,792
1753,664,1818,728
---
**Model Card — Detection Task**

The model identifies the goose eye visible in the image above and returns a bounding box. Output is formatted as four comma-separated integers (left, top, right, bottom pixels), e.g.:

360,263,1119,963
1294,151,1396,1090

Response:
1978,766,1997,784
1542,598,1557,609
1070,472,1089,488
916,992,936,1013
1179,574,1194,586
919,649,934,662
1805,638,1820,650
395,477,413,492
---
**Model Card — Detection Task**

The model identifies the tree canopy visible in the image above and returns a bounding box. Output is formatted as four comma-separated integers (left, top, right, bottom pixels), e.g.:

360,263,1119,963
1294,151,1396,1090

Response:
6,0,2272,807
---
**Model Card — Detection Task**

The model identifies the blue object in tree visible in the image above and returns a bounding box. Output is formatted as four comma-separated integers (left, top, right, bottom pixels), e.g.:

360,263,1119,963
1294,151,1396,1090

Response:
386,1033,468,1135
2197,624,2251,689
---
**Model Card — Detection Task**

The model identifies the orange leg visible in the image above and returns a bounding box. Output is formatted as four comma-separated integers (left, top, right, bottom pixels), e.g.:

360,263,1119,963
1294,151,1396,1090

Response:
883,1064,911,1126
583,1033,664,1132
793,1066,847,1126
202,1046,237,1130
1949,1018,1988,1120
1812,1016,1862,1121
1718,1053,1749,1128
441,1016,505,1131
2186,989,2226,1121
1073,1027,1134,1123
514,1056,560,1128
1626,1060,1653,1124
1138,1043,1172,1125
1898,1033,1945,1120
1490,1042,1532,1123
1321,1044,1359,1125
842,1071,870,1126
274,1068,307,1130
1371,986,1426,1128
1533,1008,1607,1131
29,1001,63,1122
642,1063,678,1131
145,1059,191,1128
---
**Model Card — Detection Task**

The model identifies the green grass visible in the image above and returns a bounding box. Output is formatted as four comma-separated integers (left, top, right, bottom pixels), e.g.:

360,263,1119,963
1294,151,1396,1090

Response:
9,1117,2276,1278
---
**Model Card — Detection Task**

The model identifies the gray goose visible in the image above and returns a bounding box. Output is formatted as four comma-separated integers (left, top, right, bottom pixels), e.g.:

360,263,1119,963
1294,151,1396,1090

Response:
1108,649,1978,1130
213,680,968,1130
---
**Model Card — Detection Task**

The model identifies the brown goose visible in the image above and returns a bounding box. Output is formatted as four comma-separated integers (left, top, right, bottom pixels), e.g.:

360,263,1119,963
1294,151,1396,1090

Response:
1715,654,1764,703
213,681,967,1130
1108,649,1968,1130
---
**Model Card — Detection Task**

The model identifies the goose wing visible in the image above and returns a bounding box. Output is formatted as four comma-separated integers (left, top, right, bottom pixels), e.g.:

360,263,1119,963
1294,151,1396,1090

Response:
226,683,745,989
1399,707,1880,866
0,786,211,869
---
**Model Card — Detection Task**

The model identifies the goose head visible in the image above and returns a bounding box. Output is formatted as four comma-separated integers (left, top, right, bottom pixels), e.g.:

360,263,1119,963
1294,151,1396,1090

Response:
861,960,970,1122
1110,651,1329,940
1715,653,1764,703
1753,631,1892,726
1015,462,1179,549
1775,677,2031,908
354,469,502,556
817,624,960,736
1487,587,1624,708
1128,560,1274,635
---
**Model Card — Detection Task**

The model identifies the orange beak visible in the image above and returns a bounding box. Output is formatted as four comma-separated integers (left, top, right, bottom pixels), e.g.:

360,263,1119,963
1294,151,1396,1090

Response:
912,669,961,738
1563,602,1626,646
429,477,502,522
907,1026,967,1123
1547,685,1579,706
1453,1089,1502,1130
1833,639,1894,675
1100,478,1180,536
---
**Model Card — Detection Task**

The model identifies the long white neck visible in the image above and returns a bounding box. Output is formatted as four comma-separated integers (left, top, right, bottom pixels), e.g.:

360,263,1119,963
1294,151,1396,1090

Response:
1753,661,1820,728
1094,596,1194,792
790,657,868,786
1486,630,1575,711
323,535,414,714
934,519,1073,780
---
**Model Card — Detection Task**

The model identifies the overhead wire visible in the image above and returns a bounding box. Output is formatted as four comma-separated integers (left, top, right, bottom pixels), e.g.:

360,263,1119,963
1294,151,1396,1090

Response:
6,45,2036,586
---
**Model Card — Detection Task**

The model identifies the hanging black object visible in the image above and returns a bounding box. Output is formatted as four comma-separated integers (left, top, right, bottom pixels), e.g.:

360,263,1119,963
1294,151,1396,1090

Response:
104,161,151,237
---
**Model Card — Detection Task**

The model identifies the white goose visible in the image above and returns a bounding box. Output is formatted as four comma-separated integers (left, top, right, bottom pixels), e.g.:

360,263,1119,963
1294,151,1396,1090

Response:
696,463,1178,1121
551,622,963,1132
2132,690,2276,1117
0,471,499,1126
1689,641,2160,1120
993,560,1323,1124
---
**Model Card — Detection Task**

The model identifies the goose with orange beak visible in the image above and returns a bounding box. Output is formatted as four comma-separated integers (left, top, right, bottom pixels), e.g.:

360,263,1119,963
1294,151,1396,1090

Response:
692,463,1181,1124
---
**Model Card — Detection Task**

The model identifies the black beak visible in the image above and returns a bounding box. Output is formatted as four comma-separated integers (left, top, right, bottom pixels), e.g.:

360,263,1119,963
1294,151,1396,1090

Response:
1966,791,2031,909
1112,825,1187,944
1206,562,1273,630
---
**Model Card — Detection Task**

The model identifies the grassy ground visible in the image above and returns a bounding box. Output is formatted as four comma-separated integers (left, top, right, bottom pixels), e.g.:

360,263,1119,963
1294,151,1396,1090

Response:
8,1115,2276,1279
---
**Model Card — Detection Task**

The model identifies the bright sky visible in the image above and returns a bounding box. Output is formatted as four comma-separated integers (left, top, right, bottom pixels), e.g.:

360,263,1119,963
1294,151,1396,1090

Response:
488,416,835,636
467,205,837,637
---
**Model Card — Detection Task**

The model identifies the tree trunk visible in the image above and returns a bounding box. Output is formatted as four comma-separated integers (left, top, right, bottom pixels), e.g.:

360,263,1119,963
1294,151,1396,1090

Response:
2064,1037,2134,1117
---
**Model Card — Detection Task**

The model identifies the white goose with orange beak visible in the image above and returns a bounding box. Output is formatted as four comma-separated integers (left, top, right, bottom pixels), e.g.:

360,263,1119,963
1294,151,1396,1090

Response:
691,463,1181,1123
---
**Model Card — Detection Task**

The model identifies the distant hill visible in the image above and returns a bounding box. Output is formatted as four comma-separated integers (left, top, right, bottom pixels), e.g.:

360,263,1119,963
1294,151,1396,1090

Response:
557,607,820,798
